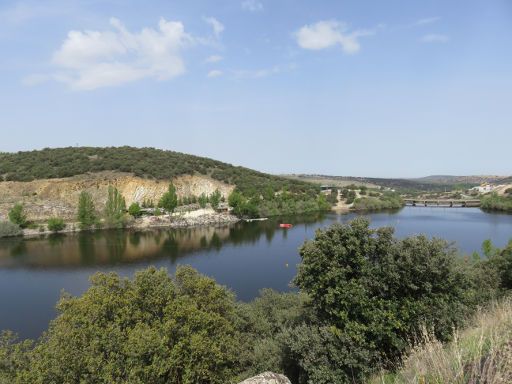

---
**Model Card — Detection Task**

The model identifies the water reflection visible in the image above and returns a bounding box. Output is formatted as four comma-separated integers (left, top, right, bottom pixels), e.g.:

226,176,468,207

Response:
0,213,327,269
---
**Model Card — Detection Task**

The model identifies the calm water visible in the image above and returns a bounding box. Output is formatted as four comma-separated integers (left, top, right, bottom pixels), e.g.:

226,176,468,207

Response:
1,207,512,339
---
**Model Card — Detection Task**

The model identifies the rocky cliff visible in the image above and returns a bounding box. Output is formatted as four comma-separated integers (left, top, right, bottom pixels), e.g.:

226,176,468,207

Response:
0,171,234,222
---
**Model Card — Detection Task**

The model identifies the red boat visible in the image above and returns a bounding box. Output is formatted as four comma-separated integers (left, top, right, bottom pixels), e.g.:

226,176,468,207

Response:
279,223,293,229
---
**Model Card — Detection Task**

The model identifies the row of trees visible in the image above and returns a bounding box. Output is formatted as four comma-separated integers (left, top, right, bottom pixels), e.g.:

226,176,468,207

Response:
1,218,511,383
1,183,225,236
77,183,223,229
227,189,333,218
77,186,129,229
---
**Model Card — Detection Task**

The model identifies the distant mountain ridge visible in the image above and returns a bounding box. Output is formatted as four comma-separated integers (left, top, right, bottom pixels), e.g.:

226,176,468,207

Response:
285,173,511,192
411,175,511,185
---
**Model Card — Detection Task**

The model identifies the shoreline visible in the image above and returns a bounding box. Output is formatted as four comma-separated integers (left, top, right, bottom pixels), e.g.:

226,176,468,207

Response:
16,210,240,239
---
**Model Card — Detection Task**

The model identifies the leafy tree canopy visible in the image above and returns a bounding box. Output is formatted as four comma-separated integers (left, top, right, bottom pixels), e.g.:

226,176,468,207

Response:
0,146,318,198
9,266,242,384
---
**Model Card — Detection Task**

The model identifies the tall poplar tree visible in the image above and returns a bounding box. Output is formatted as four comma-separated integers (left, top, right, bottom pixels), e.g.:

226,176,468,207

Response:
77,191,96,229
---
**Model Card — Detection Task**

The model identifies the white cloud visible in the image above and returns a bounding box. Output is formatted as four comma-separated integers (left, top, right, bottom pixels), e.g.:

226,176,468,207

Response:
205,54,223,63
414,16,441,27
203,17,224,38
242,0,263,12
421,33,449,43
295,20,373,54
207,70,223,78
50,17,194,90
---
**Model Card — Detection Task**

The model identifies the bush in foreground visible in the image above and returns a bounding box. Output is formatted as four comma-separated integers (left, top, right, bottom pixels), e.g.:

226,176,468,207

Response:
4,266,241,384
293,217,475,383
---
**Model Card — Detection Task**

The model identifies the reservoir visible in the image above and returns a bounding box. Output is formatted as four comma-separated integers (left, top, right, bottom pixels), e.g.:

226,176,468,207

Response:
1,206,511,339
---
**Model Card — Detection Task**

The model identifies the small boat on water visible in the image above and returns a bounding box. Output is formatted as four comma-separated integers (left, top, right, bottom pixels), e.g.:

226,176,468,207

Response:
279,223,293,229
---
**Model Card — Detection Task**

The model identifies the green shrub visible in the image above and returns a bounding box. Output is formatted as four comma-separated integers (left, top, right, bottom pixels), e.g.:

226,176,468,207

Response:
128,202,142,218
352,192,403,211
8,204,27,228
47,218,66,233
481,193,512,212
2,266,242,383
210,189,222,210
0,221,22,237
198,193,208,208
158,183,178,213
293,217,474,382
104,186,127,227
77,191,97,230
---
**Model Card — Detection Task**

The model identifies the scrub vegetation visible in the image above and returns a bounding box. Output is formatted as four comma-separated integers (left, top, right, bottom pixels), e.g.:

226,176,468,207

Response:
0,147,318,197
481,193,512,213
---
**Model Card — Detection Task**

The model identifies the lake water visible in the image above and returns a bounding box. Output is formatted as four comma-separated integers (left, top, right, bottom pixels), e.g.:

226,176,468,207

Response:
1,207,511,339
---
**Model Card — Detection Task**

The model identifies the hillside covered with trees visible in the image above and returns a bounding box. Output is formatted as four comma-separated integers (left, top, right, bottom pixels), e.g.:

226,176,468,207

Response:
0,147,332,220
0,147,318,197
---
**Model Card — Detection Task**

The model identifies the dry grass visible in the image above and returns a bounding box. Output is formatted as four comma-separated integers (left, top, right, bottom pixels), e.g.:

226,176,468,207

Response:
371,299,512,384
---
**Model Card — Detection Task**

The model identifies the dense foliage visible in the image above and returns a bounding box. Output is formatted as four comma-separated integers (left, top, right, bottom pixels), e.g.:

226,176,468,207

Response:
228,189,331,218
0,221,22,238
158,183,178,213
104,186,127,227
128,202,142,218
1,267,241,384
46,217,66,232
487,240,512,291
292,218,477,382
8,204,27,228
77,191,97,230
481,193,512,212
0,147,318,197
351,192,404,211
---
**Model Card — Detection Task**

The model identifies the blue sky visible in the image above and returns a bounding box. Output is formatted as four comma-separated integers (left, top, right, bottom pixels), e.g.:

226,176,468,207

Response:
0,0,511,177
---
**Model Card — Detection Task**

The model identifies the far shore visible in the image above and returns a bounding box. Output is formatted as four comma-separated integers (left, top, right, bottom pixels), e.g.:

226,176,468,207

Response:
17,208,240,239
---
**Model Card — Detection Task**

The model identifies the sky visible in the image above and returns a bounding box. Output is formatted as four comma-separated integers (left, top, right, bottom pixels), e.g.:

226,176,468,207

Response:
0,0,511,178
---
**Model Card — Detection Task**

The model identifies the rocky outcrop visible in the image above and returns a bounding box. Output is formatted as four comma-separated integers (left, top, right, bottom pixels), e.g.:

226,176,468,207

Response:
0,171,234,222
238,372,291,384
134,210,239,229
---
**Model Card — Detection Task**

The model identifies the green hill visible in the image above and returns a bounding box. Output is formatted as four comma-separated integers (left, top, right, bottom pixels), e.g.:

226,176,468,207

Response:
0,146,318,197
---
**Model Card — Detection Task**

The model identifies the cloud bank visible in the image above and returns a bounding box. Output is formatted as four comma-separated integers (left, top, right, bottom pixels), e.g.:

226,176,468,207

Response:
295,20,373,54
51,18,203,90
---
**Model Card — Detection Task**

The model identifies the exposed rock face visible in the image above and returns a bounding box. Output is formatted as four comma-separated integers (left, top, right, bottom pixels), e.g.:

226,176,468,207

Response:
238,372,292,384
0,171,234,221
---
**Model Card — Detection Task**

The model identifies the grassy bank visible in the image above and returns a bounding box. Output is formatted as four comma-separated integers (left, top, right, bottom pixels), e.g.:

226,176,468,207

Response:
372,299,512,384
351,192,404,211
481,194,512,213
